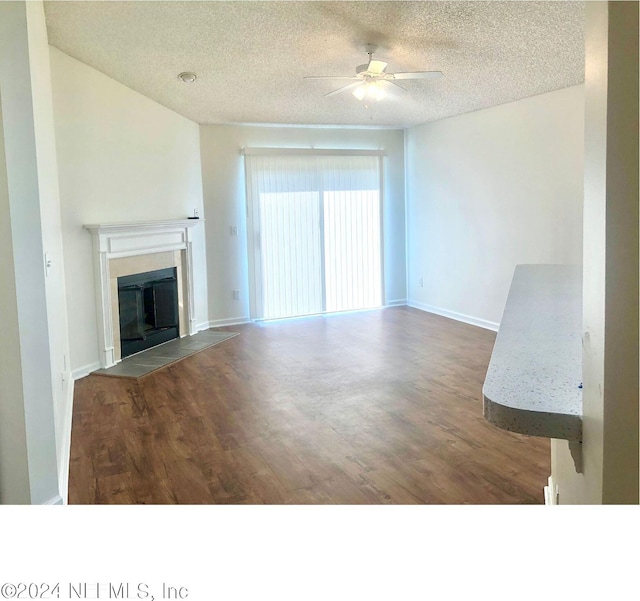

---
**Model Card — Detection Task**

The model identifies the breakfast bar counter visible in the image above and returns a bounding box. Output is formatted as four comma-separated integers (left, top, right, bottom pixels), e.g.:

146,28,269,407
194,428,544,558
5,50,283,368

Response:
482,264,583,442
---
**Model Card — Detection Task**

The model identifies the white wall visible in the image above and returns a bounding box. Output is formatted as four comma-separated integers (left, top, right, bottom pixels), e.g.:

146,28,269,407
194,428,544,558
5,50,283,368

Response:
0,0,60,504
405,85,585,329
553,1,638,505
50,47,208,375
0,82,31,505
199,125,406,325
25,0,73,502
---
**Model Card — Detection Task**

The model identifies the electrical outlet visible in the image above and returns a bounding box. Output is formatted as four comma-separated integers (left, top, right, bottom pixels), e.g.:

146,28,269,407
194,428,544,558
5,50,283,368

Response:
230,226,238,237
419,277,423,287
232,289,240,300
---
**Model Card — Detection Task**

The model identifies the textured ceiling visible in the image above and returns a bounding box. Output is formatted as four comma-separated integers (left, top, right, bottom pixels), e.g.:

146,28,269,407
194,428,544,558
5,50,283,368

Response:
43,1,585,128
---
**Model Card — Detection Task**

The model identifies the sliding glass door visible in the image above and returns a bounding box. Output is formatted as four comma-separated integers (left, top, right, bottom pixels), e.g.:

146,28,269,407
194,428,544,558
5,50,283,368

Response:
245,151,383,320
258,188,323,319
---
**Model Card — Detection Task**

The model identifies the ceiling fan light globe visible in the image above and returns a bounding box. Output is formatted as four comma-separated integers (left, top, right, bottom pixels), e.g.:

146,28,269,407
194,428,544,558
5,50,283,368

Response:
352,85,367,101
368,81,385,101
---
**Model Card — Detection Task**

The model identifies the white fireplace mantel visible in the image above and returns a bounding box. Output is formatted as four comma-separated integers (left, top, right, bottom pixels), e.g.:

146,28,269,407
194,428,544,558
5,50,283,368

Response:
85,219,203,368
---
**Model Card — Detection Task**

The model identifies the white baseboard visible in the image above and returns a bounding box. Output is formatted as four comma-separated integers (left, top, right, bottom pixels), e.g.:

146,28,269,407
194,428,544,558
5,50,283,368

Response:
42,494,63,505
58,377,75,506
385,299,407,307
407,300,499,332
544,475,559,505
71,361,101,380
207,317,251,329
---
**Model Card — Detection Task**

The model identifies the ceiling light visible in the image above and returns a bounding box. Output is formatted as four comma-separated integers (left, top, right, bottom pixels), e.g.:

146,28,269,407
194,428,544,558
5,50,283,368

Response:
352,80,385,102
178,72,197,83
368,81,385,101
352,84,367,101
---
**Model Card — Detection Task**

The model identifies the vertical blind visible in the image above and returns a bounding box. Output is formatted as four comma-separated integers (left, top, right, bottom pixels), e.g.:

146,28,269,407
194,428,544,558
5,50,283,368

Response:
244,151,383,320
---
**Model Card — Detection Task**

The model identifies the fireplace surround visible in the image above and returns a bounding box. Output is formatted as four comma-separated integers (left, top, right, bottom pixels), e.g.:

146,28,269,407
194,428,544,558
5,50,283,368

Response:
85,219,202,368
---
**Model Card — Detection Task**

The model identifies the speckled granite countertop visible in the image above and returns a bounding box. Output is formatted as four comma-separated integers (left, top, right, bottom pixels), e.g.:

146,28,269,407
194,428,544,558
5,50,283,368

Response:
482,265,583,442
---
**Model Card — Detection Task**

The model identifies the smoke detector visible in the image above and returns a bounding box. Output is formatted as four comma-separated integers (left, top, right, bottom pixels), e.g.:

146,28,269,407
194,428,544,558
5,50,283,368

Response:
177,72,197,83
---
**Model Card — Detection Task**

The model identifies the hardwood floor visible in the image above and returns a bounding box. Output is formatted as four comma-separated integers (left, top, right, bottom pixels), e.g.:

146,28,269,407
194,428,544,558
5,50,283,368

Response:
68,306,550,504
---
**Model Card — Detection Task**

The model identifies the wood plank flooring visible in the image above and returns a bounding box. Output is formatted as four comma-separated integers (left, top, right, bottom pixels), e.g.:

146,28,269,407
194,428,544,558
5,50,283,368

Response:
68,306,550,504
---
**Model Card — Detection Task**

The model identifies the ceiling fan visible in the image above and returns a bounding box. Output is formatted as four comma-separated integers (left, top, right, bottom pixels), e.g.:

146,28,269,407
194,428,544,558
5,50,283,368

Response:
304,44,443,101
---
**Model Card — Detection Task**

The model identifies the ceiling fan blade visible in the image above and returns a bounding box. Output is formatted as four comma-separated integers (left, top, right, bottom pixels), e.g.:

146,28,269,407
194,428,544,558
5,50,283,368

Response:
392,71,444,80
384,79,408,93
304,75,360,80
324,81,362,97
378,80,406,100
367,59,388,75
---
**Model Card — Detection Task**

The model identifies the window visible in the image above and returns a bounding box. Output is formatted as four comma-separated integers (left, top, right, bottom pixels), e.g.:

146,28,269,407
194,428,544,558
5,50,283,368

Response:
244,150,383,320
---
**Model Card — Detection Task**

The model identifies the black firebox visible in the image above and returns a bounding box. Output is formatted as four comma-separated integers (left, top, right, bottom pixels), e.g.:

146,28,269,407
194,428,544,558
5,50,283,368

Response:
117,267,179,359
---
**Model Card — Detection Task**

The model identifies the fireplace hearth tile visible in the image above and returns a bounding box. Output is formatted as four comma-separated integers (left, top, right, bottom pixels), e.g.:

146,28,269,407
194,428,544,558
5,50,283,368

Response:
92,330,238,379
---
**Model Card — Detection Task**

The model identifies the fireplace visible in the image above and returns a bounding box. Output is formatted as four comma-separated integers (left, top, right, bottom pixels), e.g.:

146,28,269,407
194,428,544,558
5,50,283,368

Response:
118,267,179,358
84,219,202,369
